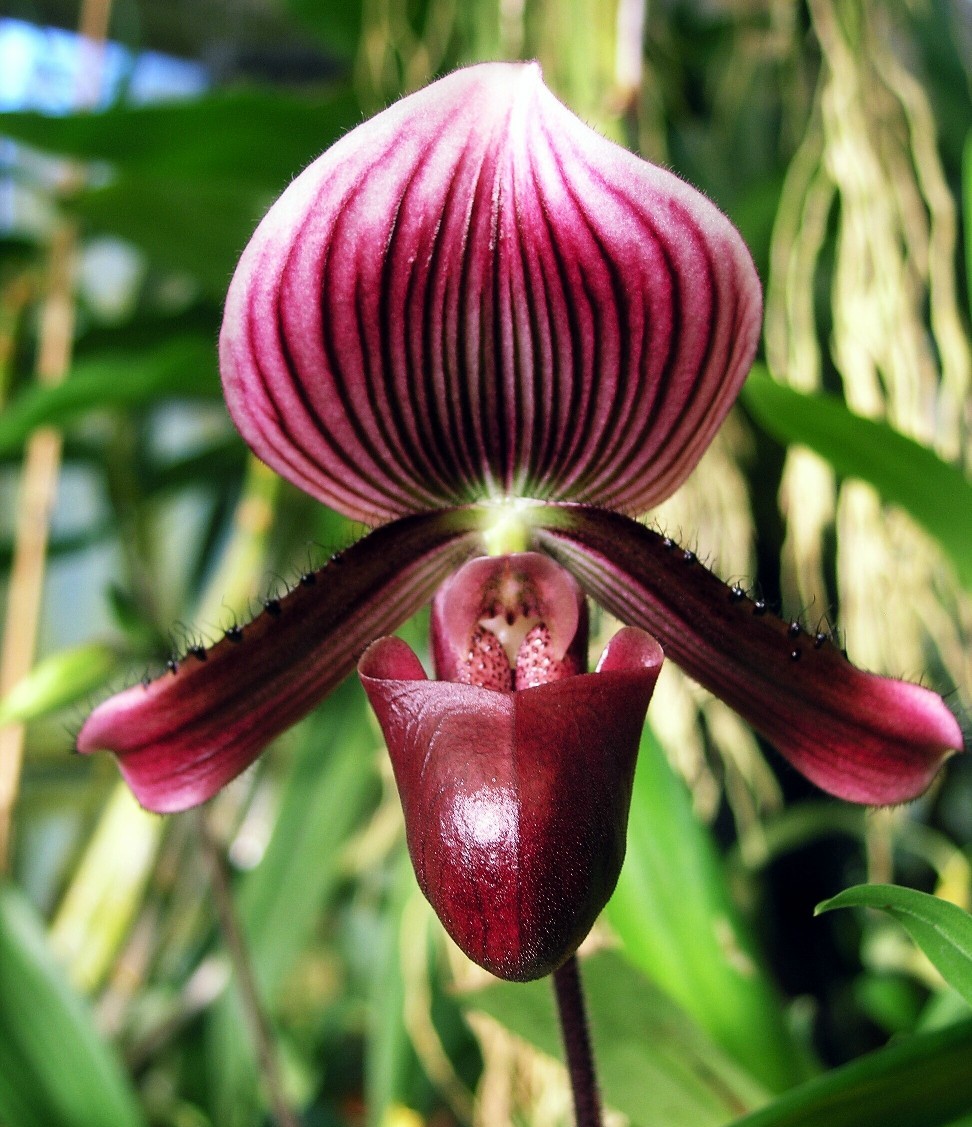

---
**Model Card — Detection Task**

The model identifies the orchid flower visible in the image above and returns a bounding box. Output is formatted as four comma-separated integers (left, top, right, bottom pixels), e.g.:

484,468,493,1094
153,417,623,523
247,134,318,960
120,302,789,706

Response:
79,63,963,981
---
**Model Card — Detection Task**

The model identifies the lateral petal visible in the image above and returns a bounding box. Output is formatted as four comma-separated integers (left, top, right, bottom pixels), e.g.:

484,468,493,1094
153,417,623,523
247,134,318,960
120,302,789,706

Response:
220,62,760,523
532,504,965,805
77,510,484,812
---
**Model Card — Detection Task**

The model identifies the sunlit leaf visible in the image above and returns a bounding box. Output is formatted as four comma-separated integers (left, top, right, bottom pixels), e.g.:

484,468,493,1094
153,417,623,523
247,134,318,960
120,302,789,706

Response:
465,950,768,1127
49,784,164,993
366,850,424,1127
963,132,972,321
605,723,809,1091
238,681,380,994
0,642,119,725
0,882,145,1127
741,369,972,589
728,1017,972,1127
817,884,972,1008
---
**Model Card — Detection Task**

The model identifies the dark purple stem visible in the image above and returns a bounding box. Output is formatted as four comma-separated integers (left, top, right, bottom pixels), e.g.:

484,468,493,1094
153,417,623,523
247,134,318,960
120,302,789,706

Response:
553,956,603,1127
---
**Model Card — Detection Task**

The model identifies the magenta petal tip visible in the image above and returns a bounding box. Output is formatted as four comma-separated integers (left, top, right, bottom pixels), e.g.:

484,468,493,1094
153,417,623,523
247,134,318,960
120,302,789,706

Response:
534,504,963,807
76,511,483,813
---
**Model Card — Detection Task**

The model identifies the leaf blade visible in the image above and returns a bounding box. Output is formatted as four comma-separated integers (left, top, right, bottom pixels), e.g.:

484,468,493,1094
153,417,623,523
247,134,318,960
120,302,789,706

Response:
0,336,219,455
605,723,810,1091
728,1018,972,1127
741,369,972,588
816,883,972,1007
0,882,146,1127
0,87,358,187
465,951,768,1127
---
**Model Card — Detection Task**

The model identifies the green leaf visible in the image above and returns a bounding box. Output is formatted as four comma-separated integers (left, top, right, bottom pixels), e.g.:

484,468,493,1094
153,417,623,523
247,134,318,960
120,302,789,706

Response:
465,951,768,1127
48,784,164,994
0,336,219,455
0,87,358,188
206,681,381,1127
964,132,972,321
604,723,809,1090
741,369,972,589
365,850,424,1127
0,882,145,1127
74,176,270,297
285,0,364,58
816,884,972,1007
237,681,380,995
0,88,360,293
728,1018,972,1127
0,642,119,725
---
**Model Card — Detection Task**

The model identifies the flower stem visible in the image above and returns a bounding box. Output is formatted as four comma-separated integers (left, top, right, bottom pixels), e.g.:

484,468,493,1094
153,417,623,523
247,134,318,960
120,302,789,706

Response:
553,956,603,1127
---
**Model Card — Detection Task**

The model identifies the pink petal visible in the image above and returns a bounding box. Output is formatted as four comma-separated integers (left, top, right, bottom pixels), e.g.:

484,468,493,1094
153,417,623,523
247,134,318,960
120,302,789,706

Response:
77,511,483,812
429,552,588,683
220,62,761,523
359,629,663,980
533,505,965,805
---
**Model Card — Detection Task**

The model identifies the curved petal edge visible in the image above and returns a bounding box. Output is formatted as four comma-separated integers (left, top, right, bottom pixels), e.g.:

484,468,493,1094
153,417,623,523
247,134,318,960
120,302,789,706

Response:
220,62,761,522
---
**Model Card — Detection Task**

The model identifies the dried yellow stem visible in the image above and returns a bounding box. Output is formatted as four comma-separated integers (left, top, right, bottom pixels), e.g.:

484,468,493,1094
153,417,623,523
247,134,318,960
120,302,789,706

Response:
0,0,113,872
0,224,77,873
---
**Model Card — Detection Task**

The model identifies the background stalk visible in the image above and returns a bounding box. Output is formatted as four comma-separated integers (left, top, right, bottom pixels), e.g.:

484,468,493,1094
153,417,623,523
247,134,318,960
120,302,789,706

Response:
196,811,301,1127
0,0,111,873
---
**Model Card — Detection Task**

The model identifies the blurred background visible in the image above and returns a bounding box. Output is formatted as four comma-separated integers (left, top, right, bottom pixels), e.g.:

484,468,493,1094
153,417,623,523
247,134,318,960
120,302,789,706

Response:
0,1,970,1125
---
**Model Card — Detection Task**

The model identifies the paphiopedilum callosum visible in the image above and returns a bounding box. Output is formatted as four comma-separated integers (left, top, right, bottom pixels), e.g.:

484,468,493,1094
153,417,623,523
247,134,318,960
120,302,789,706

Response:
79,63,964,982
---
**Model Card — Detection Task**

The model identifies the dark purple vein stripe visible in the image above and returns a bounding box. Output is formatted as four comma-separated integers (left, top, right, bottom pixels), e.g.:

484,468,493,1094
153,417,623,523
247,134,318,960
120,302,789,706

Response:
532,504,963,805
220,64,761,523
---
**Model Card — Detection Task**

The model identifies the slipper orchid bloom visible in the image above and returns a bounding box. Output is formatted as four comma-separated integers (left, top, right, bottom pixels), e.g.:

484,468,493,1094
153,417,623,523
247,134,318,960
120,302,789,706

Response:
79,63,963,978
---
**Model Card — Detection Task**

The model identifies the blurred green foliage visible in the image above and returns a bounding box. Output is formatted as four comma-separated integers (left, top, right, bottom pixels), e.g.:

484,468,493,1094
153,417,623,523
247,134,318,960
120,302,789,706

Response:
0,2,970,1126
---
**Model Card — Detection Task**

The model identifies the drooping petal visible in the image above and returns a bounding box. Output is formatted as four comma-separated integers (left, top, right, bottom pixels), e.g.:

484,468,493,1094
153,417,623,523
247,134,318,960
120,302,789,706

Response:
77,510,484,813
220,62,761,524
359,628,663,980
532,504,965,805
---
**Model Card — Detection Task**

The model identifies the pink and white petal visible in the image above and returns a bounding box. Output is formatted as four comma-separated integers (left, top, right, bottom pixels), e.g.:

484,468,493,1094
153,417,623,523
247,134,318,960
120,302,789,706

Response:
220,62,761,523
533,505,965,805
77,510,484,813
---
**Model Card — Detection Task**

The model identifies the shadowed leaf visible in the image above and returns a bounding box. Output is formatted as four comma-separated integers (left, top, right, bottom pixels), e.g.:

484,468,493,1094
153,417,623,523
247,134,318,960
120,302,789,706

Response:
817,884,972,1008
